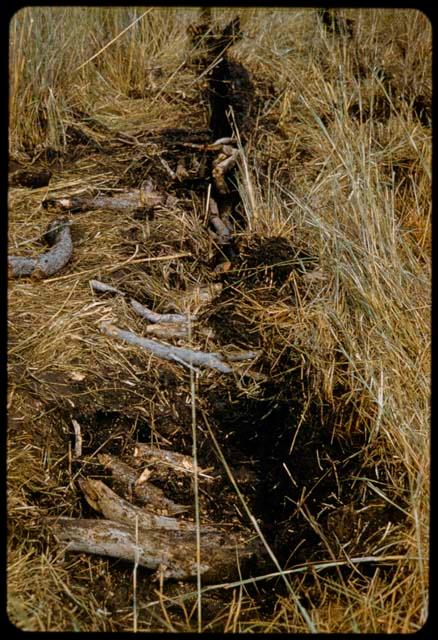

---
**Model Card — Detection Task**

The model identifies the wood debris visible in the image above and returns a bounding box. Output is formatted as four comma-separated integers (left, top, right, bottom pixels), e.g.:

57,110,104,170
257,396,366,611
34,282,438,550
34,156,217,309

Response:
130,299,194,324
43,187,173,213
100,322,235,373
8,218,73,279
52,516,260,582
133,444,216,481
98,453,188,515
52,450,262,583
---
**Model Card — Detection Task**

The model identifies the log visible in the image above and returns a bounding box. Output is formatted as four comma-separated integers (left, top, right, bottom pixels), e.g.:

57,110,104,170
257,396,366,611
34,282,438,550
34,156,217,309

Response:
42,188,171,213
79,478,212,533
100,322,233,373
98,453,189,515
8,218,72,279
133,444,216,482
52,517,261,582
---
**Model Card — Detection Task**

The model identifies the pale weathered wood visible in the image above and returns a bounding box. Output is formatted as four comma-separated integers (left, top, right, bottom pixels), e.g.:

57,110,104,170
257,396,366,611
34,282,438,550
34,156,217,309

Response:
78,478,204,532
53,516,261,582
98,453,189,515
130,299,194,324
133,444,216,482
100,322,233,373
43,188,175,213
8,219,72,279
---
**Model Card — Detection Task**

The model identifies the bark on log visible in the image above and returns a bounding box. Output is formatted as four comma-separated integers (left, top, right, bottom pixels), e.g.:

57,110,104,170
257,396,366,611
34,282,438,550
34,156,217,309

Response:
52,517,260,582
100,322,233,373
98,453,189,515
8,218,72,279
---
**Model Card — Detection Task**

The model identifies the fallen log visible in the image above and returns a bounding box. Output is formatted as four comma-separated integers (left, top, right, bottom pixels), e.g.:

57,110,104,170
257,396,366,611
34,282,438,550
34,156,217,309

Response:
52,516,260,582
133,444,216,482
43,187,175,214
100,322,233,373
79,478,212,533
98,453,189,515
8,218,73,279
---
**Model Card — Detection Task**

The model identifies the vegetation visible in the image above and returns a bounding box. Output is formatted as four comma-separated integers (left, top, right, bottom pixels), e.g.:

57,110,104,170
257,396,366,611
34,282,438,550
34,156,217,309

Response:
8,7,430,632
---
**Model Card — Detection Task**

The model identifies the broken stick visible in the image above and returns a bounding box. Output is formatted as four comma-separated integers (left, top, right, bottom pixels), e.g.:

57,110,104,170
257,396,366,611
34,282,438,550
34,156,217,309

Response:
133,444,216,482
53,516,260,582
130,299,194,324
79,478,211,533
98,453,189,515
8,218,73,279
43,187,172,213
100,322,233,373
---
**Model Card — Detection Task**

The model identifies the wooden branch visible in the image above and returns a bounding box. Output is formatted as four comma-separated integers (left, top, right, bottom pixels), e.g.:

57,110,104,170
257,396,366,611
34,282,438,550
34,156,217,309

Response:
90,279,125,296
79,478,211,533
208,197,233,245
98,453,189,515
210,216,232,245
52,516,261,582
43,188,172,213
145,323,189,339
224,350,260,362
8,218,72,279
130,299,194,324
100,322,233,373
212,147,239,195
133,444,216,482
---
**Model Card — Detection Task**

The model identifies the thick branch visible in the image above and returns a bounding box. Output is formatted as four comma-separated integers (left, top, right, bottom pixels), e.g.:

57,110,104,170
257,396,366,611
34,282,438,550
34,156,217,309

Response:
43,188,173,214
100,322,233,373
98,453,188,515
130,299,194,324
53,517,260,582
133,444,216,482
79,478,211,533
8,219,72,279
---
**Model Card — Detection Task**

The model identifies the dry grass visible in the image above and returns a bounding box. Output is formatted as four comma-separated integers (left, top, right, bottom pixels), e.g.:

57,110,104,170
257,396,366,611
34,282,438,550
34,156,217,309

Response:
8,7,430,633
